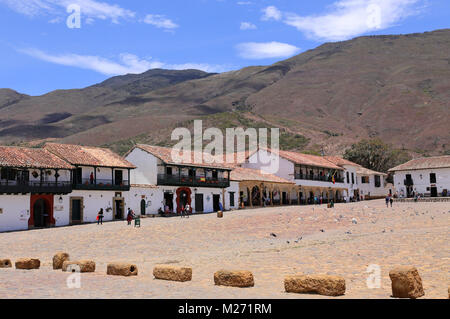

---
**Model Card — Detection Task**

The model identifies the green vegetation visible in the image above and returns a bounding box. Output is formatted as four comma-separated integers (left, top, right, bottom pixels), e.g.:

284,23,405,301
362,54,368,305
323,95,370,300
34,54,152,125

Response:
279,132,310,151
344,138,412,173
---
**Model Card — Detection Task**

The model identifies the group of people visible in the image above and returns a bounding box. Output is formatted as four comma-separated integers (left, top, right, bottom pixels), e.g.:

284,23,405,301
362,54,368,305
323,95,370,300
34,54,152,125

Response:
180,203,191,218
96,208,136,225
385,194,394,207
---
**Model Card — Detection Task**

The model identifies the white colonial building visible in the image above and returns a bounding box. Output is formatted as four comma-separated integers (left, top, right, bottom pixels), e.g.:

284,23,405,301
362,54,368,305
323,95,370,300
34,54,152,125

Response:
43,143,135,225
0,143,136,232
0,146,74,232
125,145,239,215
355,166,390,199
245,149,351,203
389,156,450,198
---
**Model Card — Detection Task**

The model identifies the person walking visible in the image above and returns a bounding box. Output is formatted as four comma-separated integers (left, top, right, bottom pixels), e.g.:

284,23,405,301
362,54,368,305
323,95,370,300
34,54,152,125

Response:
185,203,191,218
180,205,185,218
389,195,394,208
97,208,104,225
385,195,390,208
126,208,134,225
90,172,94,185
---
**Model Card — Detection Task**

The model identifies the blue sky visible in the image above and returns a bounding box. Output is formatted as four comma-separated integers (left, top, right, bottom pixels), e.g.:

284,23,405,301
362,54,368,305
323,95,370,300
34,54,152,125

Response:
0,0,448,95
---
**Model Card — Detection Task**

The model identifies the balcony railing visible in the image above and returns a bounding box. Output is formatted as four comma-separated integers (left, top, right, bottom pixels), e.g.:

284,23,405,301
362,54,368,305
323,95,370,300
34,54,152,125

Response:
294,174,345,184
73,178,130,191
0,180,72,194
157,174,230,188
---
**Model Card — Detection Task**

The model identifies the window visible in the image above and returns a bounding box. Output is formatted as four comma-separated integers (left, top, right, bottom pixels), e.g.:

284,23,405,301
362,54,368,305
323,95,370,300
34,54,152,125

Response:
212,171,218,180
351,173,355,184
430,173,436,184
188,169,195,177
374,175,381,188
166,167,173,176
346,172,350,184
362,176,370,184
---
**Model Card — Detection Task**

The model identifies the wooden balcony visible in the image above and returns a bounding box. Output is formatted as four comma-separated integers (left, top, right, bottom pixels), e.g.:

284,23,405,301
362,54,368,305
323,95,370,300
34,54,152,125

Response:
157,174,230,188
73,179,130,191
0,180,72,194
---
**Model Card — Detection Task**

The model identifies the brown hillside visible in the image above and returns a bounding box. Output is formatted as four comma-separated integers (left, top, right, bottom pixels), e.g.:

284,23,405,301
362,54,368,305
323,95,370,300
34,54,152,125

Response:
0,29,449,156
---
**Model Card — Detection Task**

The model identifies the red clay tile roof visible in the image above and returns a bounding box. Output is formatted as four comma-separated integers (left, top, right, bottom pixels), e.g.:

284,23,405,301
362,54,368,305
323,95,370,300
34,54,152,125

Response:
356,166,387,176
324,156,361,168
0,146,74,169
134,144,233,170
270,149,344,170
230,167,295,184
44,143,135,169
388,156,450,172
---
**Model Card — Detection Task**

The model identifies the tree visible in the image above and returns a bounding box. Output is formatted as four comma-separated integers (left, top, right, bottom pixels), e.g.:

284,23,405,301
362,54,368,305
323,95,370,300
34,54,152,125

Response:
343,139,411,173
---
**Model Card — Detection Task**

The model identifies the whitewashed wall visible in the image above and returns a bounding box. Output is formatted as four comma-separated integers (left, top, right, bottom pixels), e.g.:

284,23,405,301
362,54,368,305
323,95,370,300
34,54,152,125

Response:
246,150,295,181
125,186,163,216
126,148,158,185
225,181,240,210
0,195,30,232
60,190,126,224
393,168,450,197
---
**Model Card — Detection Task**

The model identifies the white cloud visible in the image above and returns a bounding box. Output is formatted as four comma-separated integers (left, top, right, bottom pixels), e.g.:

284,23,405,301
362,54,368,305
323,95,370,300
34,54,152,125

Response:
143,14,178,30
283,0,423,41
0,0,135,23
240,22,257,30
262,6,282,21
236,41,300,59
18,48,231,75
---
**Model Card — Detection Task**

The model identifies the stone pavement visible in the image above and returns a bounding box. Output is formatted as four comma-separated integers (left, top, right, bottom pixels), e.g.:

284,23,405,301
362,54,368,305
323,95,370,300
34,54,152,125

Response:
0,200,448,299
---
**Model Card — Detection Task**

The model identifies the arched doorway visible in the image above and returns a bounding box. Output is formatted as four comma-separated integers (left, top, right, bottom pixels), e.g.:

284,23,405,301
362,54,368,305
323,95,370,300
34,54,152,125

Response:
140,199,146,216
29,195,54,229
33,199,48,228
176,187,192,214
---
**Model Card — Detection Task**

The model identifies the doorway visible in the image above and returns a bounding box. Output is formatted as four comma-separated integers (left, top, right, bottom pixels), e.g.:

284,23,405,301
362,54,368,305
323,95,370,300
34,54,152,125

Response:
195,194,204,212
430,187,438,197
115,170,123,186
33,199,48,228
164,192,174,212
282,192,288,205
70,197,83,225
176,187,192,214
113,198,124,220
74,167,82,185
213,194,221,212
140,199,146,215
29,195,54,229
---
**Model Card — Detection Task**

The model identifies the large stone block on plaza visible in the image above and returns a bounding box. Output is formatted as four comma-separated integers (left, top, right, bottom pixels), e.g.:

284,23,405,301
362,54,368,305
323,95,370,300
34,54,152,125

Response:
0,259,12,268
107,263,138,277
62,260,96,273
389,266,424,299
15,258,40,270
284,274,346,296
214,270,254,288
153,265,192,282
53,252,70,270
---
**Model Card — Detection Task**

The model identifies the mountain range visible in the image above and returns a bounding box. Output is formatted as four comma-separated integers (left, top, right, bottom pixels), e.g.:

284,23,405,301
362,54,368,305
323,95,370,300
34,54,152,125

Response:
1,29,449,157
